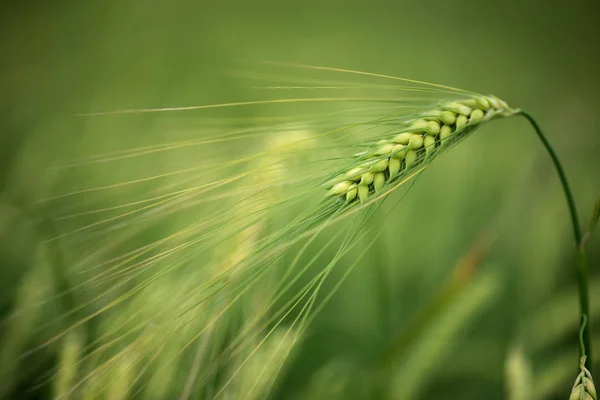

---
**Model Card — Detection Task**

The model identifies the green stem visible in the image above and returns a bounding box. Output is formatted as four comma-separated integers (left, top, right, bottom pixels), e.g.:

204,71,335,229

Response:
517,111,591,371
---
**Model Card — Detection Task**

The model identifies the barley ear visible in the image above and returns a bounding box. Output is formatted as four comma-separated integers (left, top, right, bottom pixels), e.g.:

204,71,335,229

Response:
569,356,597,400
325,94,518,206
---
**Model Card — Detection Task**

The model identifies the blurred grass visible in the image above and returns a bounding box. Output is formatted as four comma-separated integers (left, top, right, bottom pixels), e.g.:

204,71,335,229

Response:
1,0,599,399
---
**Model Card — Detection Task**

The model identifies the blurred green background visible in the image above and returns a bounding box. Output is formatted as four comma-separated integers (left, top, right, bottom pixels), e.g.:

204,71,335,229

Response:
1,0,599,399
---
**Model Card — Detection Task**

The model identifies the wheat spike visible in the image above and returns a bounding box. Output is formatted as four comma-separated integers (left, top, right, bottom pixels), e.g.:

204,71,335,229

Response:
325,94,518,205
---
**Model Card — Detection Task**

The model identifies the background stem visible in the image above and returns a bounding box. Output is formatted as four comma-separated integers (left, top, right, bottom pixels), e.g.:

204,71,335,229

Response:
517,111,591,371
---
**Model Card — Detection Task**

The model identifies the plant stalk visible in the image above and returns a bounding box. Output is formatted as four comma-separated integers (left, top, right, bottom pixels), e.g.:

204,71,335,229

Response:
517,110,591,371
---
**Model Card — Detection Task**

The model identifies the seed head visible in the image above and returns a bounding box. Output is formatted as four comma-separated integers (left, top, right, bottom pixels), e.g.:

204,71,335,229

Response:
569,357,597,400
325,94,517,205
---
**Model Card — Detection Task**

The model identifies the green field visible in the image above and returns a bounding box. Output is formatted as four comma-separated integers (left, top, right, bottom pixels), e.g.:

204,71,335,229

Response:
1,1,599,399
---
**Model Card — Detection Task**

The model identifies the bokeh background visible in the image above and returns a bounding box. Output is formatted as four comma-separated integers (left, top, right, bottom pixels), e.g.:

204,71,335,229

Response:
1,0,599,399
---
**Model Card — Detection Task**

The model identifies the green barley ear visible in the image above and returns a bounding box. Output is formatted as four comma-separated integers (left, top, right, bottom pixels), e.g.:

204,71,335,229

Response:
324,94,518,206
569,356,597,400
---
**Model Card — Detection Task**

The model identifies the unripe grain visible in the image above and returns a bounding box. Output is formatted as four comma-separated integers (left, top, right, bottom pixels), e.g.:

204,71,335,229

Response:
370,159,389,172
470,109,484,124
405,150,418,169
388,158,401,178
373,172,385,192
439,111,457,125
393,133,412,144
426,120,441,135
424,135,436,158
408,135,424,150
360,172,374,185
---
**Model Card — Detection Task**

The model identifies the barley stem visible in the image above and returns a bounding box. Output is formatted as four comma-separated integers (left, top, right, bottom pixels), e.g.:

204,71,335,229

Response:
518,111,591,372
